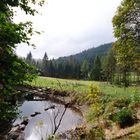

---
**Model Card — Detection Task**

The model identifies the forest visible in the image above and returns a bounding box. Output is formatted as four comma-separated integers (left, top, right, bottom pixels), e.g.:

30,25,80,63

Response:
0,0,140,140
24,42,139,86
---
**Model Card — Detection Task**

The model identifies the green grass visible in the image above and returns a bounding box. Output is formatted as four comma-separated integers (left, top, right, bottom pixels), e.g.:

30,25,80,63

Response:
30,76,140,98
30,76,95,93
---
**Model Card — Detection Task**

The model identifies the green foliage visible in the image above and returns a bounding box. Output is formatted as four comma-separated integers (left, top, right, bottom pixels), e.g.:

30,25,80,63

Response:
112,0,140,87
0,0,45,93
112,108,135,128
0,55,37,95
0,0,42,121
0,102,18,121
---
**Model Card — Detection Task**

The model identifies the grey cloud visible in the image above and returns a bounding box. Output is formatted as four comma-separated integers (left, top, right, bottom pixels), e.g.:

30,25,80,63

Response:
16,0,122,59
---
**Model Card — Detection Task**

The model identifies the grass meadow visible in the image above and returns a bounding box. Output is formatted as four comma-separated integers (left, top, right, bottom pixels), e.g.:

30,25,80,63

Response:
30,76,140,98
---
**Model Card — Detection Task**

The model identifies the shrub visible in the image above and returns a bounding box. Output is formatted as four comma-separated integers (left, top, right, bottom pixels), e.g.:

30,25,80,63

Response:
0,102,18,134
88,84,100,96
112,108,135,128
0,102,18,121
86,84,101,104
86,84,107,123
75,83,102,105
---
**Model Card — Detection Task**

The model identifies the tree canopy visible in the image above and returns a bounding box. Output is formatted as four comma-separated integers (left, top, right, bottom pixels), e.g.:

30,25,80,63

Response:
112,0,140,86
0,0,44,121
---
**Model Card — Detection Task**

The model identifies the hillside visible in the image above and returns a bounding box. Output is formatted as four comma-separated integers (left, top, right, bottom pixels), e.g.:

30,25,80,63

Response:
57,43,112,63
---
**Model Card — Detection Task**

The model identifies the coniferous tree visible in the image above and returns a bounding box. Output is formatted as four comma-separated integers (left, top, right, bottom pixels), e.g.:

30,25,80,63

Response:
90,56,102,81
48,60,55,77
81,59,89,79
26,51,33,65
75,63,81,79
103,49,116,83
42,52,48,76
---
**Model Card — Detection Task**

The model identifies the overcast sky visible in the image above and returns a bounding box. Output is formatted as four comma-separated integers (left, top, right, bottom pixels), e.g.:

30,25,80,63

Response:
15,0,122,59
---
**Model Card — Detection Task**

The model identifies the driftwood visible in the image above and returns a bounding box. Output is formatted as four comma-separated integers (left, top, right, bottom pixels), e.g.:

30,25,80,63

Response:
44,105,55,111
30,112,41,117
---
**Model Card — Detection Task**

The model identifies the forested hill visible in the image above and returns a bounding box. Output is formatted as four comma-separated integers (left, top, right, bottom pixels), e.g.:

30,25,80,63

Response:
57,43,112,63
24,42,113,79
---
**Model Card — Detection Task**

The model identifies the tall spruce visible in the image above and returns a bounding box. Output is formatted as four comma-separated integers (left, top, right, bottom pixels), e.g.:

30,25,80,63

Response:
42,52,48,76
90,56,102,81
103,49,116,83
48,60,55,77
26,51,33,65
81,59,89,79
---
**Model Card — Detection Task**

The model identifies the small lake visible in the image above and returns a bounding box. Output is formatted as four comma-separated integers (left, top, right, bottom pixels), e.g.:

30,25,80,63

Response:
13,97,83,140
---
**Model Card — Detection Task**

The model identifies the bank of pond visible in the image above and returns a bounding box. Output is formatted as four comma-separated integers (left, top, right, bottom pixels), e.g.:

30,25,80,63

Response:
0,90,83,140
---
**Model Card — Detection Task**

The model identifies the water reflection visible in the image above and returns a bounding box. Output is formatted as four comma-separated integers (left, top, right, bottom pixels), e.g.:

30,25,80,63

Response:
14,100,83,140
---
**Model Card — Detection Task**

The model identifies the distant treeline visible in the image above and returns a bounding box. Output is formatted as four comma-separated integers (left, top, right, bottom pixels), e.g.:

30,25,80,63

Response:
23,43,139,86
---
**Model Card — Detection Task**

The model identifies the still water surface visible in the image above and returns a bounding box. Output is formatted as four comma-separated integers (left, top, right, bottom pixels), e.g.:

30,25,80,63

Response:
14,100,83,140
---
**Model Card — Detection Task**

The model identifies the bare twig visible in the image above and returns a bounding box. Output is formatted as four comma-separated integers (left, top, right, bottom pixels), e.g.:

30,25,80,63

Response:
53,105,68,135
56,80,63,91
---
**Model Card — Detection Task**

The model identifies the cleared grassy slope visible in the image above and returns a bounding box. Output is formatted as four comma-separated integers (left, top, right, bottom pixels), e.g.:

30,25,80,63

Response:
30,76,140,97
